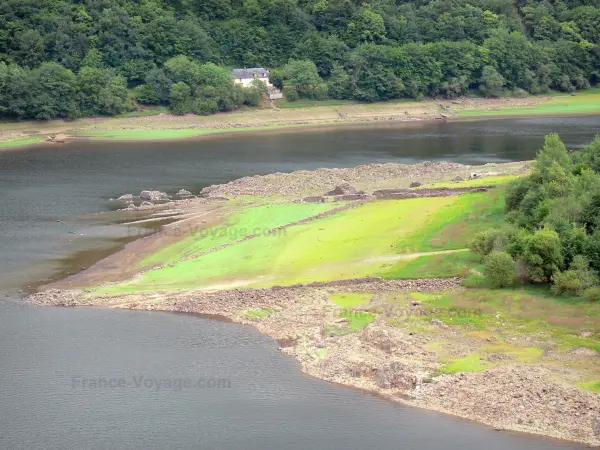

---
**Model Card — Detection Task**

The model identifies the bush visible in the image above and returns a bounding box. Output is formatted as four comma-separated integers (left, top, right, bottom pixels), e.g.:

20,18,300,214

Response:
583,286,600,301
522,227,563,282
553,270,586,296
470,226,517,258
242,88,262,106
470,229,501,258
283,86,299,102
553,255,598,296
484,251,516,288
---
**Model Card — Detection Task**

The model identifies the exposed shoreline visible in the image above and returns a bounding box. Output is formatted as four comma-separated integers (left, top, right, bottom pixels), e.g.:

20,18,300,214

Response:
28,161,600,447
2,93,600,150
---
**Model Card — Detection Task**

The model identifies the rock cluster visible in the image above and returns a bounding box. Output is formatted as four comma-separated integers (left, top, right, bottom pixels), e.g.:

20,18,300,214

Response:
140,190,169,201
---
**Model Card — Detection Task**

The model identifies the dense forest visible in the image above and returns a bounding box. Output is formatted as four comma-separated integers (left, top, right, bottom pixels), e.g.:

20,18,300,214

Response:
472,134,600,300
1,0,599,119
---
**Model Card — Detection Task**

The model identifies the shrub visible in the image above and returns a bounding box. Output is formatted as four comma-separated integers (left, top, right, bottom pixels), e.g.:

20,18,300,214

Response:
552,255,598,296
583,286,600,301
242,87,262,106
484,251,516,288
283,86,299,101
470,229,501,258
470,226,517,258
522,227,563,282
553,270,586,296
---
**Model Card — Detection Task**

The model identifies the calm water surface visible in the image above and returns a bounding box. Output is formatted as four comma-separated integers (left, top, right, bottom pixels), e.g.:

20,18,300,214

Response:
0,300,584,450
1,117,598,449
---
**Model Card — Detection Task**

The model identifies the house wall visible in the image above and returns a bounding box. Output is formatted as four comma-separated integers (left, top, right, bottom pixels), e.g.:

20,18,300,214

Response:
235,77,271,88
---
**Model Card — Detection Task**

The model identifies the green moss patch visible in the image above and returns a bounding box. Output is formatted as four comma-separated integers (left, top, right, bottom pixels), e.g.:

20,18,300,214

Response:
341,310,375,330
329,293,373,308
439,354,489,374
578,380,600,393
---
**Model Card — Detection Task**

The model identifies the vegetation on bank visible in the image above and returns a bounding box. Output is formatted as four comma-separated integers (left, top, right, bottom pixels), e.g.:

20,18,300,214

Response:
2,0,600,119
458,88,600,117
470,134,600,299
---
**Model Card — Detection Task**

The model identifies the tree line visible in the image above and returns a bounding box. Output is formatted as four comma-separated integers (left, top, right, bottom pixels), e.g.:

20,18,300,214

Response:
472,134,600,301
1,0,599,119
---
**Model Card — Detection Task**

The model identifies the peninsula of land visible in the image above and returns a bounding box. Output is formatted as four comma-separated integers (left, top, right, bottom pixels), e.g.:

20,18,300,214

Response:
29,158,600,447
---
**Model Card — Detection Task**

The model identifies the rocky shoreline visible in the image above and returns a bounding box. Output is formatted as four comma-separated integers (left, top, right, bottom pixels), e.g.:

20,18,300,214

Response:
28,278,600,447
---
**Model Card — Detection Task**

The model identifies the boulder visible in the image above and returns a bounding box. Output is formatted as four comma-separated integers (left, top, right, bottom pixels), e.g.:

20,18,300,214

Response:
409,182,422,188
139,201,154,209
126,203,137,211
118,194,134,201
45,133,70,144
140,190,169,201
324,183,357,196
177,189,192,197
452,176,463,182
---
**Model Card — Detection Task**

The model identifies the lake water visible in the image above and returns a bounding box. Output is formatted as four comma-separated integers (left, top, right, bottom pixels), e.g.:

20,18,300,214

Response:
1,117,598,449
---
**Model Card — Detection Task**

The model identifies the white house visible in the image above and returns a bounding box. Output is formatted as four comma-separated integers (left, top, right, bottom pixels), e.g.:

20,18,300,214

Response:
232,68,271,88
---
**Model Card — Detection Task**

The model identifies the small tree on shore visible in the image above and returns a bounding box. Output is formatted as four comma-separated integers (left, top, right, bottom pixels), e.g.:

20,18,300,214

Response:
484,251,517,288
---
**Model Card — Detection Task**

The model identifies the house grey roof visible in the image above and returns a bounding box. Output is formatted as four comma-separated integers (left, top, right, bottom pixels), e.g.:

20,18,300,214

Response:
232,68,269,79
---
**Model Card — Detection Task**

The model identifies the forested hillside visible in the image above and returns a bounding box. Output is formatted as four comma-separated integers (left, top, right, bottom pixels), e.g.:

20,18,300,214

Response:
1,0,599,119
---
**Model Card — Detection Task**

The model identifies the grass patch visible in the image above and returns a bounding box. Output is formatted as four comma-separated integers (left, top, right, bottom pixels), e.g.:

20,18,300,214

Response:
329,293,373,308
142,202,340,267
244,308,277,319
0,135,45,149
342,310,375,330
457,91,600,117
397,189,506,253
420,174,523,189
97,197,457,294
481,344,544,362
578,380,600,393
422,287,600,351
439,354,489,374
381,250,481,279
327,311,376,335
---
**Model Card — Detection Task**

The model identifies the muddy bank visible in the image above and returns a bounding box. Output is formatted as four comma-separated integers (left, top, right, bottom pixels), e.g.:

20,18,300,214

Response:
28,279,600,447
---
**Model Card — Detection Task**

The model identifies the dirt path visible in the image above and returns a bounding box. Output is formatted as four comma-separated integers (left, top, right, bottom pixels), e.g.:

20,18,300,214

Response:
363,248,469,263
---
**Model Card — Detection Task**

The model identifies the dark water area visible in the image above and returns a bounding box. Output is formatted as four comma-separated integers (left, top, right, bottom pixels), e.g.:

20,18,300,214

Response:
1,116,600,295
0,300,584,450
0,117,598,449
